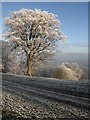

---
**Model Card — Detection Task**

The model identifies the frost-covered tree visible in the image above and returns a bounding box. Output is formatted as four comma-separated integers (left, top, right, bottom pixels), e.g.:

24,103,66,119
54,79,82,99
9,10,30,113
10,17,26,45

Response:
53,63,83,80
4,9,66,76
0,59,3,72
0,42,2,72
1,41,10,73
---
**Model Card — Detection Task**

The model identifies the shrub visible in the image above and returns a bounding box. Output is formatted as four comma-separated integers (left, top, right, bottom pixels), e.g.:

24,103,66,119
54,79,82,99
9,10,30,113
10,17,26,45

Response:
53,63,83,80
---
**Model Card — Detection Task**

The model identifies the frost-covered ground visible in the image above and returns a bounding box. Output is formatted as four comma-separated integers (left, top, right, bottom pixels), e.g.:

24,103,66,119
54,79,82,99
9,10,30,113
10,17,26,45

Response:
2,73,89,97
1,73,90,119
2,91,89,119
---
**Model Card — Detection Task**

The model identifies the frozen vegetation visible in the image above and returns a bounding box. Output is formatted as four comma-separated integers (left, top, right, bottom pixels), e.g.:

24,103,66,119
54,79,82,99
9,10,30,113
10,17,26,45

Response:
2,91,89,119
2,73,89,97
0,41,88,80
1,70,89,119
1,73,89,119
1,7,88,120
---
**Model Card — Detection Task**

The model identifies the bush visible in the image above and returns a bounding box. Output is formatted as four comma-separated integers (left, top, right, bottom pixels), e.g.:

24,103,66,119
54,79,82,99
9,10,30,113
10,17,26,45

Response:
53,63,83,80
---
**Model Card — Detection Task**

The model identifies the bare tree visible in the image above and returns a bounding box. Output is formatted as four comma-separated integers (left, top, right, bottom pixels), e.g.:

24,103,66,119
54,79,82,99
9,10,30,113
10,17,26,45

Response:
4,9,66,76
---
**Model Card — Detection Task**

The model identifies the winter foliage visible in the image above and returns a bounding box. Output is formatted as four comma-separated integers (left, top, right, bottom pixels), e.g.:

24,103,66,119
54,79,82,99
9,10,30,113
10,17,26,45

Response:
1,41,87,80
53,63,84,80
3,9,87,80
4,9,66,75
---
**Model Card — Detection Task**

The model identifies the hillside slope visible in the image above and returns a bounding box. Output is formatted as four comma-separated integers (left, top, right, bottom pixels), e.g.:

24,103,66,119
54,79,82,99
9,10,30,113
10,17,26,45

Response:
1,73,89,119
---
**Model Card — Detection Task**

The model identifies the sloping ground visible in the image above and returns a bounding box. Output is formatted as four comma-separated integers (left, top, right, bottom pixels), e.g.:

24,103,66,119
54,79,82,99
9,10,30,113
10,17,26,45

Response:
1,73,89,97
2,91,89,119
1,73,90,119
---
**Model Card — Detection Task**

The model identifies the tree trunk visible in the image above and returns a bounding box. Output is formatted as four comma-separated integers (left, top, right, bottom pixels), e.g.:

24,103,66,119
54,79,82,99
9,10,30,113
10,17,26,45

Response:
27,53,32,76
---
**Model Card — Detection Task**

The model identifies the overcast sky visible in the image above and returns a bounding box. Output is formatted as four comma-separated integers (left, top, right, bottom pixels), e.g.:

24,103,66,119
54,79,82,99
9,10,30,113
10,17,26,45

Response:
1,2,88,54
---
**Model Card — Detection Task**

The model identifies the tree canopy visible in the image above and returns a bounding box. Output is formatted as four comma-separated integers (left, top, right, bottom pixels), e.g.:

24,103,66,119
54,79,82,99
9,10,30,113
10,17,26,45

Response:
4,9,66,76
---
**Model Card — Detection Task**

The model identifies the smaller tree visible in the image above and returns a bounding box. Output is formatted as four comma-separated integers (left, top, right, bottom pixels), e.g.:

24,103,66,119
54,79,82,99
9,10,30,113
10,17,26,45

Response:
0,42,3,72
0,59,3,72
2,41,11,73
1,41,24,74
